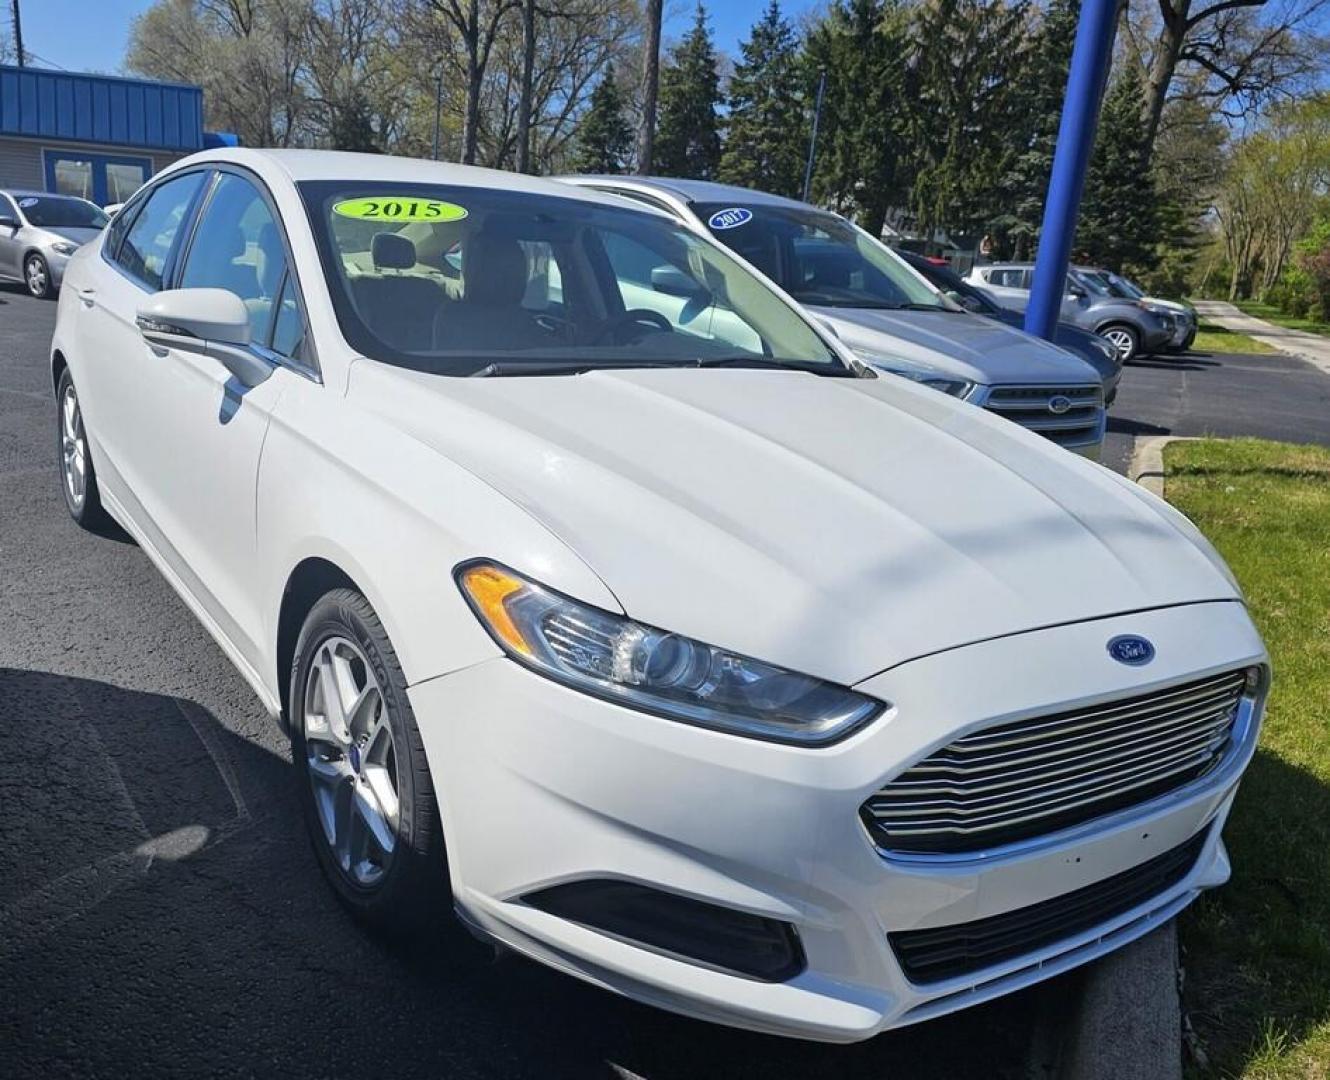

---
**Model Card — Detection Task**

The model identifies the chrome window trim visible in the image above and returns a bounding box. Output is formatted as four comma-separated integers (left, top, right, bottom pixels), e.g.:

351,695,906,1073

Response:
866,670,1266,871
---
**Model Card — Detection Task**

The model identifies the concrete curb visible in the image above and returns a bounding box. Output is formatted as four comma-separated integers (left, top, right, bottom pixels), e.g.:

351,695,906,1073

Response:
1027,437,1193,1080
1127,434,1197,498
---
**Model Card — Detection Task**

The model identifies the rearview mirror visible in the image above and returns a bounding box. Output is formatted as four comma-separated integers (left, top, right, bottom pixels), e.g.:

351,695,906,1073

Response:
651,264,705,298
136,288,271,387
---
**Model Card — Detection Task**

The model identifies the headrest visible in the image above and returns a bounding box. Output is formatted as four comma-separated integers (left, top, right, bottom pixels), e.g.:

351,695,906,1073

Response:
372,232,416,270
464,235,528,307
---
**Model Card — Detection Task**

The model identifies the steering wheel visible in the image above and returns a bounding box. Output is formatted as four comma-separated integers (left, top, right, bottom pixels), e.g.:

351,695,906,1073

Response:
592,308,673,345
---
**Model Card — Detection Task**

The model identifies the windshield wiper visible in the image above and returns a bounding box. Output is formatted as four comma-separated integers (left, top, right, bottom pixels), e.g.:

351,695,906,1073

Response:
692,356,860,377
470,359,679,377
470,356,860,378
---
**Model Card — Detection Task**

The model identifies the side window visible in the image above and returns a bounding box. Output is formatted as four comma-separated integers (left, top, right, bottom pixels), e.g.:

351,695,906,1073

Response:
269,274,305,359
115,172,205,291
0,193,17,220
180,174,288,345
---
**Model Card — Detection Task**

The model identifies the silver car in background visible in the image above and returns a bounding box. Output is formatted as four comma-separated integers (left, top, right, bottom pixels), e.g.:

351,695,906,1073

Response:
1079,268,1197,353
561,176,1107,458
967,262,1174,364
0,190,109,299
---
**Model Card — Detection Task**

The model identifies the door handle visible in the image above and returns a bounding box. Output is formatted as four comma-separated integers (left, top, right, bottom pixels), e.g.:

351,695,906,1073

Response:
78,288,96,308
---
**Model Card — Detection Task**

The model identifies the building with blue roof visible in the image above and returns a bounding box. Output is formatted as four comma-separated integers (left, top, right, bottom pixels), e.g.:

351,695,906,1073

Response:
0,65,233,206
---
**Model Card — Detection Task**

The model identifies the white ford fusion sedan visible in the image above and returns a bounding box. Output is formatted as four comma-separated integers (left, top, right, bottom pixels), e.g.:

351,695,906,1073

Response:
50,148,1267,1042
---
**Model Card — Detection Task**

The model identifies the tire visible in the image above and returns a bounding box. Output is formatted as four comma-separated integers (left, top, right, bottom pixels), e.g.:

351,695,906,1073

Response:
290,587,449,933
24,252,52,299
1098,323,1140,364
56,367,108,529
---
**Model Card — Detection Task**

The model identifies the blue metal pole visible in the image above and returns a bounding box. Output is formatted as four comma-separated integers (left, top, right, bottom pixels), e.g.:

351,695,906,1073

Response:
1024,0,1121,340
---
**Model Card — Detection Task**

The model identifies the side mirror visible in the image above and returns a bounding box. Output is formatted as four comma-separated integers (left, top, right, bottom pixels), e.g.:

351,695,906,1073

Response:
0,214,17,229
1066,283,1087,299
136,288,271,387
651,264,704,298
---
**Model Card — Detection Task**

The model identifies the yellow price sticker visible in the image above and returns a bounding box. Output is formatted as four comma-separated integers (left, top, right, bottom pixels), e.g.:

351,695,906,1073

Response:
332,197,469,222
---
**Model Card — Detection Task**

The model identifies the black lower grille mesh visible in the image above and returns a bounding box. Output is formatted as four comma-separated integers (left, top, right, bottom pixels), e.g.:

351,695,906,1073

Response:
889,829,1209,984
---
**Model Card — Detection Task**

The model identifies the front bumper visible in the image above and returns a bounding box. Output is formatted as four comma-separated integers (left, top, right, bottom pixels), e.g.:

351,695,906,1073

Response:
409,601,1265,1042
44,248,73,287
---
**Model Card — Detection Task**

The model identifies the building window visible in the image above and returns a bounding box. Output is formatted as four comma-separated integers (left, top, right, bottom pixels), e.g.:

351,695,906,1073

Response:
52,157,94,200
43,150,154,207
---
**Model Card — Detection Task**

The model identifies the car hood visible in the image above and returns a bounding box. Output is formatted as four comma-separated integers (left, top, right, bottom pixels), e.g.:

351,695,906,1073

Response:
1142,296,1193,318
353,363,1239,686
37,225,102,247
987,310,1121,381
810,306,1100,386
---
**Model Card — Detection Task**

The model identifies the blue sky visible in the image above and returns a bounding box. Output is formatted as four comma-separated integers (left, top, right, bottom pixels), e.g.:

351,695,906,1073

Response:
13,0,824,75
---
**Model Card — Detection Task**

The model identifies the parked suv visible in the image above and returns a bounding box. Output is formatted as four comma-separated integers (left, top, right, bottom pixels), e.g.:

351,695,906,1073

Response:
1078,268,1197,353
966,262,1173,363
0,190,109,298
561,177,1107,457
896,250,1123,404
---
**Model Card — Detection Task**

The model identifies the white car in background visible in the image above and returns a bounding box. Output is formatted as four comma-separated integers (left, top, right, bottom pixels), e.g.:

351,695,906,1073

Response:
50,148,1267,1042
559,176,1107,457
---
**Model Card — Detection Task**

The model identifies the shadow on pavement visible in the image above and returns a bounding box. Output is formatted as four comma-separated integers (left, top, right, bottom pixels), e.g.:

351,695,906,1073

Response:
0,666,1053,1079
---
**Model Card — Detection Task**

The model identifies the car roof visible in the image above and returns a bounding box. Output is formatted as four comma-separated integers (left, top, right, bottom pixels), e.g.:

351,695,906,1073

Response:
175,148,640,214
1,188,73,200
565,174,816,211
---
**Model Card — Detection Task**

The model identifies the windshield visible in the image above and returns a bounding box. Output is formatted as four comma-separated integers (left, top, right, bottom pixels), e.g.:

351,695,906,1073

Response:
299,182,845,377
690,201,953,312
17,195,109,229
1104,271,1145,299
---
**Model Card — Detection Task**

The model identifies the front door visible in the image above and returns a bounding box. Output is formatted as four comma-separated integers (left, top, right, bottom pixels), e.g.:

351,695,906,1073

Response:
106,169,302,672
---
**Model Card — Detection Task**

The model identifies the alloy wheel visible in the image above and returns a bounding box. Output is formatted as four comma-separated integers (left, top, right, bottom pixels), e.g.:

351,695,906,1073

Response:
25,256,48,298
1101,327,1136,363
302,635,400,888
61,383,87,511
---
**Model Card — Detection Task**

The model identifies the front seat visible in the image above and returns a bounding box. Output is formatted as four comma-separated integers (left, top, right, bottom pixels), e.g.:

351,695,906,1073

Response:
348,232,445,352
434,234,551,352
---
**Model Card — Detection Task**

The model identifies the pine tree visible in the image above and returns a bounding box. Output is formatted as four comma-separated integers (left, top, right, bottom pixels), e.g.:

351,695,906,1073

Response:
802,0,912,237
573,63,634,174
1077,64,1161,271
718,1,806,197
907,0,1034,242
653,4,723,179
994,0,1080,259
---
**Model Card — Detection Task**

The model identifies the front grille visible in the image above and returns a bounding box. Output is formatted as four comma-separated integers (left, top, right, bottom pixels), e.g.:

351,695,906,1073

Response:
862,669,1249,855
983,384,1103,448
889,829,1208,984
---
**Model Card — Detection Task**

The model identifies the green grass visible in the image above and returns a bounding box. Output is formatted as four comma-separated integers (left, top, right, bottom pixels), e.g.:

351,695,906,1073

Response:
1191,322,1278,355
1164,439,1330,1078
1233,300,1330,339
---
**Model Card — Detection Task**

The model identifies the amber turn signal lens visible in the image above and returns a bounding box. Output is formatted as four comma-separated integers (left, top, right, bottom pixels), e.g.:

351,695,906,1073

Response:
459,564,532,655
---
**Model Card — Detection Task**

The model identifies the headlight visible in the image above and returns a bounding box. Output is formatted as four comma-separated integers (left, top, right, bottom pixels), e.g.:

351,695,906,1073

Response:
50,241,79,256
858,355,974,398
457,562,883,745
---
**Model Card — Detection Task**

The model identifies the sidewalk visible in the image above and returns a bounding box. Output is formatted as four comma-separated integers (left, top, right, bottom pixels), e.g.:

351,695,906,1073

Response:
1194,300,1330,376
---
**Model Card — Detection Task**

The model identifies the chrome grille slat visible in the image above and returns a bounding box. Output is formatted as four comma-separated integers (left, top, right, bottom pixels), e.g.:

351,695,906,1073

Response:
862,669,1250,854
873,735,1227,826
880,710,1236,799
947,672,1244,751
914,694,1241,775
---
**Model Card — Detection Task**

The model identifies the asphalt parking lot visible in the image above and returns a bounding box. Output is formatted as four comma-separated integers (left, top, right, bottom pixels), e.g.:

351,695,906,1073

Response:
4,284,1327,1079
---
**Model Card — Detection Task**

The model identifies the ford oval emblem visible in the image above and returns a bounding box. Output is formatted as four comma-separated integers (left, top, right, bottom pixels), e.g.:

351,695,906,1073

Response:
1048,394,1073,415
1107,635,1155,666
708,207,753,231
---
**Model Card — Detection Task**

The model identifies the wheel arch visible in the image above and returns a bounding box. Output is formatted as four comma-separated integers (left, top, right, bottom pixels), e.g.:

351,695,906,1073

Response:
1093,316,1142,337
275,556,362,734
51,347,68,397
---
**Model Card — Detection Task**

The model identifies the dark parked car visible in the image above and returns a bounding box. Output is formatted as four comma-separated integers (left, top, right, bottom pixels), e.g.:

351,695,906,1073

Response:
899,251,1123,405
